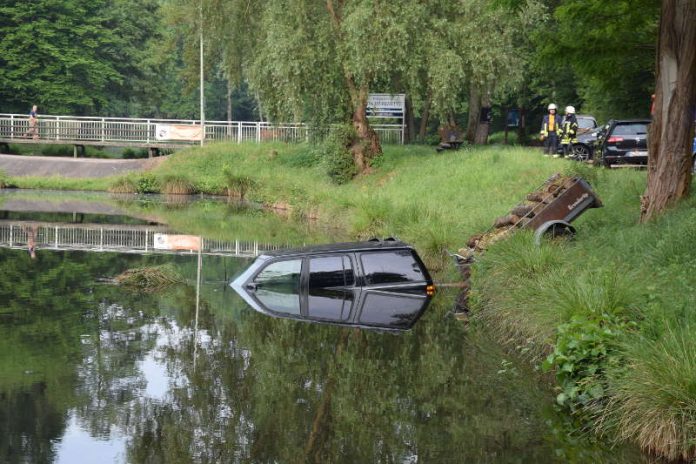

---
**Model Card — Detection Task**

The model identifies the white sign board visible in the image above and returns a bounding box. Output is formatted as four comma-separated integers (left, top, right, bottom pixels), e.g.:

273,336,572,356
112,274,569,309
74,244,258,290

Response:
153,233,202,251
155,124,204,141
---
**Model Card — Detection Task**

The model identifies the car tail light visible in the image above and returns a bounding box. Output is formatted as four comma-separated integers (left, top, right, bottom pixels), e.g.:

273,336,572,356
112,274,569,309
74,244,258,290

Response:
607,136,624,144
426,284,436,296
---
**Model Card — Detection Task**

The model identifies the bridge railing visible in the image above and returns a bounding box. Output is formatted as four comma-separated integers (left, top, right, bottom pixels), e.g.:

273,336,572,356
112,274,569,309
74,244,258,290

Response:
0,114,403,146
0,222,294,257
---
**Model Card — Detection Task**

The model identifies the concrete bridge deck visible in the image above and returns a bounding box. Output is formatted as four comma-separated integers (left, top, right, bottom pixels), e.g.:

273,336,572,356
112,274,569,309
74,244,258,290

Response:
0,153,162,178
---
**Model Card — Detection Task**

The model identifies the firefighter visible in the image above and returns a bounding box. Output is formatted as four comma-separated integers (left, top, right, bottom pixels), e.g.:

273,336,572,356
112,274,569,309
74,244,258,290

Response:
540,103,560,156
559,105,579,158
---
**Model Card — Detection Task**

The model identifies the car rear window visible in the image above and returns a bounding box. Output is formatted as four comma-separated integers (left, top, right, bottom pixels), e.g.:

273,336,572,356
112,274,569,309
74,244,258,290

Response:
577,117,596,129
360,250,425,285
612,123,648,136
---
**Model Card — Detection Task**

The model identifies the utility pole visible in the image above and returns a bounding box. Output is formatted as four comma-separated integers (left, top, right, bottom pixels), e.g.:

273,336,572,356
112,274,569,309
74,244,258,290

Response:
199,0,205,146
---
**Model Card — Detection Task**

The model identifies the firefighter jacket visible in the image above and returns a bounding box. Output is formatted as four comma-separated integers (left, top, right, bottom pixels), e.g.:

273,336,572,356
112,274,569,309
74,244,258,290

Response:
560,115,578,144
540,114,560,137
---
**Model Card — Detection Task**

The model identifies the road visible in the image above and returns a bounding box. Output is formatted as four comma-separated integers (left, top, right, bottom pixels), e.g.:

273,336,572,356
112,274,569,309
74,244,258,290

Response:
0,154,163,178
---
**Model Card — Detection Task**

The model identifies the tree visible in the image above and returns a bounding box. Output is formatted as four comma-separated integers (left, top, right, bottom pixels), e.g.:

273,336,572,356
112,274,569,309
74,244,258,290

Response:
640,0,696,222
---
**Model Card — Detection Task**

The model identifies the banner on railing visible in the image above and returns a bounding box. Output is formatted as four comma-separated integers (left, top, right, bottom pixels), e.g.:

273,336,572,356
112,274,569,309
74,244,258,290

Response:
155,124,203,141
153,233,202,251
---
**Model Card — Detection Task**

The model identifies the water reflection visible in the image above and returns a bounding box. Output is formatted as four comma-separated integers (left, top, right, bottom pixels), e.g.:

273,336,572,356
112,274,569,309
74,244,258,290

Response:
0,205,648,463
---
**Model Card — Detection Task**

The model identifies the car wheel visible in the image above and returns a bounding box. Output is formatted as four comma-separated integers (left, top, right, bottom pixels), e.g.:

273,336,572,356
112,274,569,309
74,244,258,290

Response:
573,144,591,162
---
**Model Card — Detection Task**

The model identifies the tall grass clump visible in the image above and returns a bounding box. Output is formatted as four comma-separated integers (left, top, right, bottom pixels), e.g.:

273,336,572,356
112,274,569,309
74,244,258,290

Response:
115,264,185,292
223,165,257,200
0,170,9,189
160,174,196,195
108,176,137,193
603,323,696,461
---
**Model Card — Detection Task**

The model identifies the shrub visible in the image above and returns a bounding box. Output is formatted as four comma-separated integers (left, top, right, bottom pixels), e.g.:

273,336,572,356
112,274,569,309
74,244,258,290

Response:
122,148,149,159
135,173,160,193
317,124,358,184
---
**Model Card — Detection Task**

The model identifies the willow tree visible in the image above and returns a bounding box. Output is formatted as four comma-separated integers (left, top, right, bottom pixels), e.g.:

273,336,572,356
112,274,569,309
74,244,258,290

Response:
640,0,696,222
249,0,424,172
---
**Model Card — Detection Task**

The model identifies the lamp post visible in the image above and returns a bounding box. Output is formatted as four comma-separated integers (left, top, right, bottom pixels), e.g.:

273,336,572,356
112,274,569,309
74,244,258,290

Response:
199,0,205,146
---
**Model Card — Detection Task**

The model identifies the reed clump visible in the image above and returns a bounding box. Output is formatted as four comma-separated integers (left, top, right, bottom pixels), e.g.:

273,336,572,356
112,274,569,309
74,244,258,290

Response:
160,175,196,195
114,264,184,292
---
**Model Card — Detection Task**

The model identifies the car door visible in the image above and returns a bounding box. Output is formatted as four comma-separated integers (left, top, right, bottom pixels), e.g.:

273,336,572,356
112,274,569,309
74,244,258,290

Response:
304,254,357,323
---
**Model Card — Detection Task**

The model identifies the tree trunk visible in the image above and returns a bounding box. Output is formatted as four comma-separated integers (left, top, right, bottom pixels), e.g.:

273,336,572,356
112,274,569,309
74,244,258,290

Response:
226,79,233,122
405,96,416,143
348,83,381,173
640,0,696,222
517,106,527,145
504,107,509,145
465,85,481,144
474,91,491,145
419,91,432,142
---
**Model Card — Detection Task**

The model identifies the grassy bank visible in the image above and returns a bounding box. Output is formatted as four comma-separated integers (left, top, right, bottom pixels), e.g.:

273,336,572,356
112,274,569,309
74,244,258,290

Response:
3,141,694,459
473,168,696,461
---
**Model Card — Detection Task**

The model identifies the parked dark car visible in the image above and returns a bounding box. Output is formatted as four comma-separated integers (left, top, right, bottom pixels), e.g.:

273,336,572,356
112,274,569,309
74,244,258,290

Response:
231,239,435,331
555,114,598,160
596,119,650,167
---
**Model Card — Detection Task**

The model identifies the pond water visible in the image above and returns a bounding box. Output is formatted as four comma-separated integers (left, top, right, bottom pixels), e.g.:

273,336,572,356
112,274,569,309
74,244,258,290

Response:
0,191,646,463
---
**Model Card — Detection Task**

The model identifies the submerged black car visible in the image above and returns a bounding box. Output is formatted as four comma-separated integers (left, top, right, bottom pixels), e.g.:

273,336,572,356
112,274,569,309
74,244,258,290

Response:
597,119,650,167
231,239,435,331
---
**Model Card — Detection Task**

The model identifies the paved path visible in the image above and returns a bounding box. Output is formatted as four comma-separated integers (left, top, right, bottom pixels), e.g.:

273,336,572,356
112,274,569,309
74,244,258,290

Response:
0,154,163,178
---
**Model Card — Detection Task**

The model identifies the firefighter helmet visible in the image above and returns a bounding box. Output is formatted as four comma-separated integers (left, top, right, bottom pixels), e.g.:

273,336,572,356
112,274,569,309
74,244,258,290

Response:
548,103,557,111
565,105,576,114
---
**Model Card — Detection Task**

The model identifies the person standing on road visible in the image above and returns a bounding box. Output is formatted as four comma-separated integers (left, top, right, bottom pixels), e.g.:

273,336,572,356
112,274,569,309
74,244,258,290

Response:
560,105,579,158
25,105,39,140
540,103,560,156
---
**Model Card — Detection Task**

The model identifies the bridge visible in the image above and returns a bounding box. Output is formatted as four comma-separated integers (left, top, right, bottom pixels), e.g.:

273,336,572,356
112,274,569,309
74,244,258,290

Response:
0,220,292,258
0,113,404,156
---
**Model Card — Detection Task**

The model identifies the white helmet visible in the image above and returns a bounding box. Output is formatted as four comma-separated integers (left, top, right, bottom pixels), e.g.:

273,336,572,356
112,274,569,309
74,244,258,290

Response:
548,103,557,111
565,105,576,114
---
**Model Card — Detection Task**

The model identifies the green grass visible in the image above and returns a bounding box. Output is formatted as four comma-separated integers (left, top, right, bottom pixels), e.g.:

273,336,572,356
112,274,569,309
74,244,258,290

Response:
472,163,696,460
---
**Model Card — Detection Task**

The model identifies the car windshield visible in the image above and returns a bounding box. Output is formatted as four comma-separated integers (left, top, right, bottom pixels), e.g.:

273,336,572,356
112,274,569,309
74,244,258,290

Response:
612,123,648,136
577,117,596,129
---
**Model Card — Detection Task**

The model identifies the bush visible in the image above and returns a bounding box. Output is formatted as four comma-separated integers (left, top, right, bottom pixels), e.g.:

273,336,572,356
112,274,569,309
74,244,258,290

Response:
136,173,160,193
317,124,358,184
122,148,149,159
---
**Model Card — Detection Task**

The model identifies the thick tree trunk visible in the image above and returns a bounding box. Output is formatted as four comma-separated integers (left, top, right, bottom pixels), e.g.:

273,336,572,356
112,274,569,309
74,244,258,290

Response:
640,0,696,222
465,85,481,144
474,91,491,145
348,83,381,172
419,91,432,142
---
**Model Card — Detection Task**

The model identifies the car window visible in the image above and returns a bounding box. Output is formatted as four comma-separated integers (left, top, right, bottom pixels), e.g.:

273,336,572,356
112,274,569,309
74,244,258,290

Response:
307,288,354,321
309,256,354,288
360,250,425,285
254,259,301,291
577,117,596,129
256,288,301,315
358,292,427,328
612,123,648,136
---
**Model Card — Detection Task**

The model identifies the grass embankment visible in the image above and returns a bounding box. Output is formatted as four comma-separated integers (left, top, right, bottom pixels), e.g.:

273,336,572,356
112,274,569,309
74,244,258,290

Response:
474,168,696,461
4,141,694,459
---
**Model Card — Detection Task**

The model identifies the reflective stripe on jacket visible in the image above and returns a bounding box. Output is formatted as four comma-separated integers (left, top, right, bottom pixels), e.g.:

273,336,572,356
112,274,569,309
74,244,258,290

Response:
540,114,560,137
560,115,578,144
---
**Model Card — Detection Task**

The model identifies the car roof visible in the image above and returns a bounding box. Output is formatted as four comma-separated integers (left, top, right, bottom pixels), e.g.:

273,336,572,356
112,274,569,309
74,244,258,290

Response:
610,119,651,124
261,239,413,258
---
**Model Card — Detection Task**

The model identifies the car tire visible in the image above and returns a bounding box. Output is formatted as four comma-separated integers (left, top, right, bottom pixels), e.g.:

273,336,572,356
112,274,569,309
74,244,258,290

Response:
572,144,591,162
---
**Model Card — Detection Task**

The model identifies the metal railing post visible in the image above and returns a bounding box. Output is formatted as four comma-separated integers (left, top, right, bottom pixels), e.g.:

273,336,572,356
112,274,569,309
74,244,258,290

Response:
235,240,239,255
55,227,59,248
237,122,242,143
146,119,151,144
100,228,103,251
256,123,261,143
101,118,105,142
56,116,61,141
10,115,13,139
9,225,13,245
145,229,148,252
